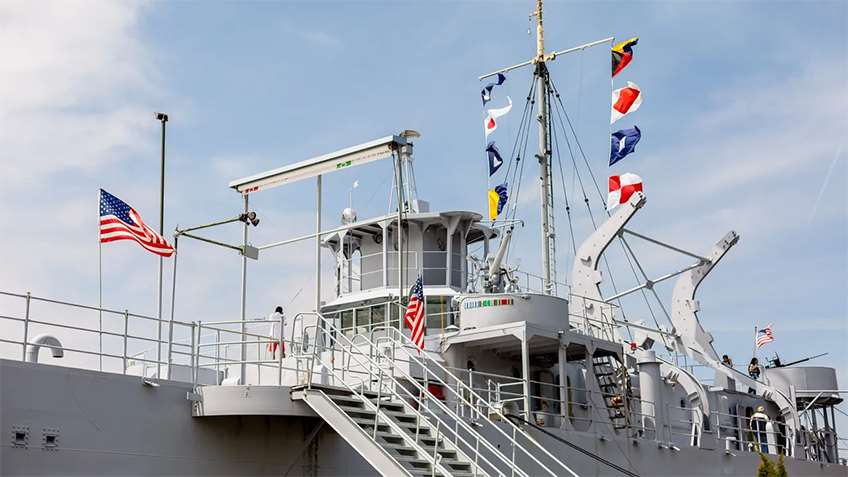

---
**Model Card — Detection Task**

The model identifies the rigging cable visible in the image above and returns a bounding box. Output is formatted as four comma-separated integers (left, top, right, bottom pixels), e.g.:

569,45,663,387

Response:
503,414,641,477
548,78,671,343
544,72,633,340
552,88,672,343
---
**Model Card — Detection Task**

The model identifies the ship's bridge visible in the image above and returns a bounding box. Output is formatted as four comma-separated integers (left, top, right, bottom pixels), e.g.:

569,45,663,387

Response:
321,209,495,337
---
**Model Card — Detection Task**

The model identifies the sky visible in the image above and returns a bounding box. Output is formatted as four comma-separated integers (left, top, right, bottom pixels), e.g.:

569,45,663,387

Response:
0,0,845,422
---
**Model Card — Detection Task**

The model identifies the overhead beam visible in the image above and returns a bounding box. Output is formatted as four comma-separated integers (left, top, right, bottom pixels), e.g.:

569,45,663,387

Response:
229,135,407,194
478,37,614,80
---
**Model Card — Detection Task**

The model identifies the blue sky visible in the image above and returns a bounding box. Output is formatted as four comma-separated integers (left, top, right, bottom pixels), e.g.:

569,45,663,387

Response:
0,0,845,412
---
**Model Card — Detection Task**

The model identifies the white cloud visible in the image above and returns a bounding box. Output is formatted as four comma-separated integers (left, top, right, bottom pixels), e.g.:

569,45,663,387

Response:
0,0,158,186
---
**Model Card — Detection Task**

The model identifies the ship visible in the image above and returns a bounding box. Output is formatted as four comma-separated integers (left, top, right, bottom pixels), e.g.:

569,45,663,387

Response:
1,1,845,476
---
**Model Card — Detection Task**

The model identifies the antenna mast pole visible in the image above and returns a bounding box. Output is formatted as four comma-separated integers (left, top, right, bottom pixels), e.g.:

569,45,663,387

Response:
535,0,555,295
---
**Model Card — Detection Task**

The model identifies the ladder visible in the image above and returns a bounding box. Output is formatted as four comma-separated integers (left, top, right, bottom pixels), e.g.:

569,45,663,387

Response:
544,160,558,295
591,355,630,431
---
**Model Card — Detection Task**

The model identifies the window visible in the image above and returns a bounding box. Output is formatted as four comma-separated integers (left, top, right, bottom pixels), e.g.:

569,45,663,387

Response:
372,305,386,329
425,296,450,333
341,310,354,337
390,302,402,329
356,308,370,335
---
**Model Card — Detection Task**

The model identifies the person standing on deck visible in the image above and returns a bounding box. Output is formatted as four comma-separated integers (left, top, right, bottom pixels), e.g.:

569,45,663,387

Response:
268,306,286,359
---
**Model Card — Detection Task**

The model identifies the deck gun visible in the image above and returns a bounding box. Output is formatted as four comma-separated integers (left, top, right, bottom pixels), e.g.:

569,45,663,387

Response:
766,352,828,369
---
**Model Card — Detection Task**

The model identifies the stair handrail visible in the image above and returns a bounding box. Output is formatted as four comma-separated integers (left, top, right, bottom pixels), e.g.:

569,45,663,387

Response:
295,325,461,477
295,316,511,477
376,322,579,477
301,311,577,477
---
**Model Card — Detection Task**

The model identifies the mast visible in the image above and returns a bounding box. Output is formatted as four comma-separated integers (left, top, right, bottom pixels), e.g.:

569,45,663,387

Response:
534,0,555,295
479,1,613,296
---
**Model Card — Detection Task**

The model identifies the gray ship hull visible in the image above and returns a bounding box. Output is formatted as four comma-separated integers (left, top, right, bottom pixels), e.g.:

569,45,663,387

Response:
2,360,844,477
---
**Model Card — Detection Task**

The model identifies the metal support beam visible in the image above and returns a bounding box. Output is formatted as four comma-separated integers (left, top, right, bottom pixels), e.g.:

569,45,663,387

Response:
239,194,249,383
179,232,242,253
521,328,531,421
622,228,711,263
604,262,703,303
316,175,322,312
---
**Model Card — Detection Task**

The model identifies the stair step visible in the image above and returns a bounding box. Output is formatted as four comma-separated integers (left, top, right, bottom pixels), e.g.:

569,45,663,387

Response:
388,442,459,461
376,430,443,445
330,394,406,409
338,405,377,416
352,417,391,429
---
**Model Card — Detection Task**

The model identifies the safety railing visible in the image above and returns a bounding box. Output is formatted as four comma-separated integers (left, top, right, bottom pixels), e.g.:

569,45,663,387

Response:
712,410,791,456
0,290,195,379
358,323,580,477
294,312,529,477
511,270,571,298
442,365,657,437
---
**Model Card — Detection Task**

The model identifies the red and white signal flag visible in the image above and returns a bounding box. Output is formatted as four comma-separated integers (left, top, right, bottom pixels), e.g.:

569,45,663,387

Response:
611,82,643,124
607,173,643,211
484,97,513,137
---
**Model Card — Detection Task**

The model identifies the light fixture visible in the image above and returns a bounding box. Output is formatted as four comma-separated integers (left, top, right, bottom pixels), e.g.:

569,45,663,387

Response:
154,112,169,122
239,211,260,227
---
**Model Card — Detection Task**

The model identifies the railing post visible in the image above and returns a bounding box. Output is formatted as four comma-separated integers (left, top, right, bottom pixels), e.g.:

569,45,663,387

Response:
278,325,284,386
21,292,31,361
474,436,481,477
256,333,261,385
122,310,129,374
432,420,442,476
216,329,221,377
373,370,383,439
192,321,199,388
510,425,518,477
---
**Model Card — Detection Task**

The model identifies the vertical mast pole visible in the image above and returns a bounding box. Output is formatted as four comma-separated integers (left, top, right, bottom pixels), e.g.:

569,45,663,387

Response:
239,193,249,383
535,0,554,295
156,113,168,377
316,175,322,312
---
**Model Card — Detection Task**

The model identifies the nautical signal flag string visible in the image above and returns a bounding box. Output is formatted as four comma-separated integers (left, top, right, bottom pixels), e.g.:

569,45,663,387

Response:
607,173,643,211
484,96,513,137
481,73,506,106
488,183,508,221
609,126,641,166
611,82,642,124
611,37,639,77
486,141,504,176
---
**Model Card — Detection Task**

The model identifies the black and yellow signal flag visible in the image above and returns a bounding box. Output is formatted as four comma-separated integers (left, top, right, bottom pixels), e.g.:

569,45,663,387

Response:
611,37,639,77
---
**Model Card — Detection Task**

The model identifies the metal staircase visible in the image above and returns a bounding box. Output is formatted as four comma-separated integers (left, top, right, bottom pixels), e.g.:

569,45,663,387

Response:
290,311,579,477
292,385,476,476
591,355,630,431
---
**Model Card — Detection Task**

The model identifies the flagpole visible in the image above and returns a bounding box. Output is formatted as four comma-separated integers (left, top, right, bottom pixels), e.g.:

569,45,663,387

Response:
98,189,103,372
155,112,168,379
753,325,758,362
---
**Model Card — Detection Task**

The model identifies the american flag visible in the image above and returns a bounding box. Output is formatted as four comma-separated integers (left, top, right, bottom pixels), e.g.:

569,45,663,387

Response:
404,275,425,352
755,324,775,348
99,189,174,257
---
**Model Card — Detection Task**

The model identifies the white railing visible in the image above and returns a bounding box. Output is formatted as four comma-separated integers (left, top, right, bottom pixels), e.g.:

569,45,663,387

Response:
364,323,580,477
294,312,535,477
0,290,195,378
